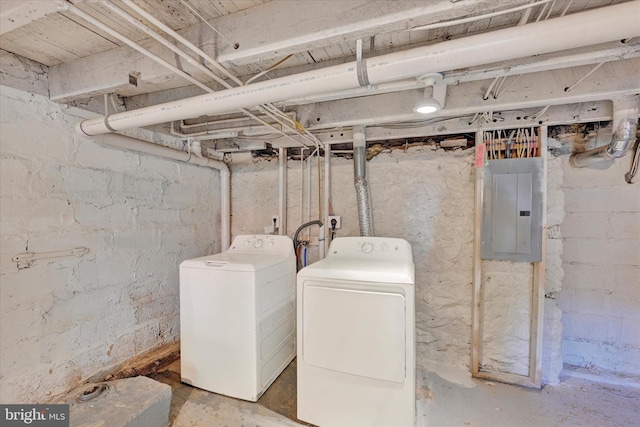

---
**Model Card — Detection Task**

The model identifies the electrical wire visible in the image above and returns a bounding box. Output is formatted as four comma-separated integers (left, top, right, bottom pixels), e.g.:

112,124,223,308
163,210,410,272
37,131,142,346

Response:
624,141,640,184
564,62,605,93
245,55,294,85
177,0,234,47
559,0,574,16
494,74,522,99
407,0,554,31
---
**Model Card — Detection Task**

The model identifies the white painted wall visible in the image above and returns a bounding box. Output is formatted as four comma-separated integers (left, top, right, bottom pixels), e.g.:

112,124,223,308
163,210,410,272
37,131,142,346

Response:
557,126,640,375
230,144,565,383
0,86,220,403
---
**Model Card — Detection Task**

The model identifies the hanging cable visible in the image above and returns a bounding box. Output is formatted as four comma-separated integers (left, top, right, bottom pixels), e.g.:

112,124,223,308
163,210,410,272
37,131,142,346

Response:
494,74,522,99
564,62,605,92
625,142,640,184
177,0,235,47
531,104,551,119
408,0,554,31
245,55,294,85
559,0,574,16
484,0,554,101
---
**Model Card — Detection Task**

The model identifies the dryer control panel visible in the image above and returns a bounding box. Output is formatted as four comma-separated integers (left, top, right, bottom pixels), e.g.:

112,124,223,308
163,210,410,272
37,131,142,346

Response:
228,234,294,258
326,237,412,263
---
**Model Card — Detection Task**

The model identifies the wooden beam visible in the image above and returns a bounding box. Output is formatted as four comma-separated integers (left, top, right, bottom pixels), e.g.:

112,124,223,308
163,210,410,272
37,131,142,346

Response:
529,126,548,388
47,0,529,101
298,59,640,130
471,126,547,389
471,130,485,376
120,40,639,110
0,0,66,35
215,0,531,67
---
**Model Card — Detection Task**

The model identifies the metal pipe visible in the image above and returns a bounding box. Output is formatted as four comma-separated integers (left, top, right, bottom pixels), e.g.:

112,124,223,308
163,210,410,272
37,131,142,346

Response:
293,220,324,253
93,133,231,251
568,145,610,168
353,125,373,237
570,95,639,168
76,1,640,136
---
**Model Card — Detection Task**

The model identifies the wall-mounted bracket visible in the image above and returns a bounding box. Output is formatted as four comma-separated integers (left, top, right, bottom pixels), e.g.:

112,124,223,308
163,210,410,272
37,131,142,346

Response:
12,247,90,269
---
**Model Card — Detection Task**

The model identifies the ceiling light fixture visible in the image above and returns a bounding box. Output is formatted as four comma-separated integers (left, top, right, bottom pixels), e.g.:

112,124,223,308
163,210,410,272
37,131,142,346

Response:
414,73,447,115
414,96,442,114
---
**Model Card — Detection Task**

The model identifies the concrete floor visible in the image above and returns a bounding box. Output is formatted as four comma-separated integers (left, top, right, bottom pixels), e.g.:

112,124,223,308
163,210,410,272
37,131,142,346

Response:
151,359,639,426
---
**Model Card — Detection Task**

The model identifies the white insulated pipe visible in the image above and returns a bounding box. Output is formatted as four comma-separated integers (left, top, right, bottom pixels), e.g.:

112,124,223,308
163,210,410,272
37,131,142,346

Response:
93,133,231,251
278,147,287,235
76,1,640,137
323,143,331,249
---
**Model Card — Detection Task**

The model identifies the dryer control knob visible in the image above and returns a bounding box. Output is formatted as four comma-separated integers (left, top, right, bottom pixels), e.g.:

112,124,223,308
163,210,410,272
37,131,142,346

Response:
254,239,264,248
361,242,374,253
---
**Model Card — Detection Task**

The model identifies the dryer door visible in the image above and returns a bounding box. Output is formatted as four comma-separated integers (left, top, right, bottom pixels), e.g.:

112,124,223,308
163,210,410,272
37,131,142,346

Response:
302,283,406,383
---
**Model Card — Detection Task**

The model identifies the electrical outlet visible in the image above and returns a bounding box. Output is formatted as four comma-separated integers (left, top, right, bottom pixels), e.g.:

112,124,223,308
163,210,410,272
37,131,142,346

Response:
271,215,280,229
328,215,341,229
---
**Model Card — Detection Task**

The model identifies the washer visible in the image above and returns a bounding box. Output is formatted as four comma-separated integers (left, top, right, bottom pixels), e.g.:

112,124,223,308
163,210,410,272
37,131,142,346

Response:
297,237,415,426
180,234,296,402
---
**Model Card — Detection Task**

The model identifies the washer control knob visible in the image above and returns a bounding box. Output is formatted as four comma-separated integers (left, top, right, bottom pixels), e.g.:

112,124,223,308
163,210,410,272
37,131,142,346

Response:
361,242,374,253
254,239,264,248
380,243,389,252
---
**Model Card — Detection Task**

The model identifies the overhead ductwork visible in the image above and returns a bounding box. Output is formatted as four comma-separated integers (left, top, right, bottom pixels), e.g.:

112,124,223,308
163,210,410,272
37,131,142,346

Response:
75,1,640,137
353,126,373,237
569,95,639,169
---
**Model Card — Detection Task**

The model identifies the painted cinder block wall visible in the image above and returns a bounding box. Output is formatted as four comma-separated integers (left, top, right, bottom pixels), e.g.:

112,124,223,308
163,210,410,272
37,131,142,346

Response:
230,146,566,383
0,86,220,403
557,127,640,375
1,47,637,404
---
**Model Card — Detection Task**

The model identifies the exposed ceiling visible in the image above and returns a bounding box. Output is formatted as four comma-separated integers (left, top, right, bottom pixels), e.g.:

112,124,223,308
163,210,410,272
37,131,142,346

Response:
1,0,639,152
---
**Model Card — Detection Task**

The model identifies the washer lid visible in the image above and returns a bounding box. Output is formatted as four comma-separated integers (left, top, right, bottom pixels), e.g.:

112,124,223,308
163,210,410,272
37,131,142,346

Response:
180,252,290,272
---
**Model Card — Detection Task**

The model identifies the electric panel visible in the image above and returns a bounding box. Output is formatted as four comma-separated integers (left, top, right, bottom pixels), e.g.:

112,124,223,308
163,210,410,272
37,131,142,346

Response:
481,158,543,262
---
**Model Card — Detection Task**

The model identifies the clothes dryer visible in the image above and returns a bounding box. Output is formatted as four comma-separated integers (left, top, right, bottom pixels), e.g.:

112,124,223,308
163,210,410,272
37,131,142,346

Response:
297,237,415,426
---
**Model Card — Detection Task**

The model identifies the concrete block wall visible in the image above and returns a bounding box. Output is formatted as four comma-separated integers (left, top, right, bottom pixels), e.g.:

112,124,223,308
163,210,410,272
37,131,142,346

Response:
0,51,48,97
542,154,565,384
558,126,640,376
231,145,564,382
0,86,220,403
